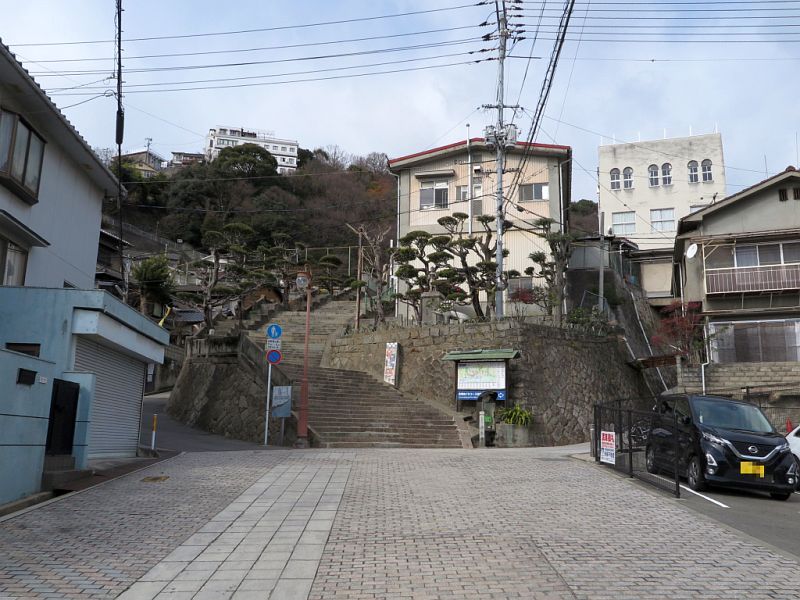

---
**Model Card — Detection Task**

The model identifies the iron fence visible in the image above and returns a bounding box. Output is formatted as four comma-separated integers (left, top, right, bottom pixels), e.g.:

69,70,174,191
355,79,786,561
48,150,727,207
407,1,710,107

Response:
594,400,681,498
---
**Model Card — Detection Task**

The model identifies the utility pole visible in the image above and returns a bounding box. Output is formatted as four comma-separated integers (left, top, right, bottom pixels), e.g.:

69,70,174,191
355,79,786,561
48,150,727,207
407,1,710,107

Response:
482,1,517,320
467,124,473,236
598,213,605,315
115,0,126,303
346,224,364,331
145,136,152,163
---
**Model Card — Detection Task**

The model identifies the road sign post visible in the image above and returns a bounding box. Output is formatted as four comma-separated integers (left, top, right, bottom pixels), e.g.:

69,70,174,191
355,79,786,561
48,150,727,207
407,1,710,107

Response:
264,324,282,446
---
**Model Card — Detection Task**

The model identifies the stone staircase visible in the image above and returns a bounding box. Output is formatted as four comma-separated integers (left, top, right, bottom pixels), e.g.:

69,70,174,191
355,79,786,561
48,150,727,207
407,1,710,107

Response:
244,299,462,448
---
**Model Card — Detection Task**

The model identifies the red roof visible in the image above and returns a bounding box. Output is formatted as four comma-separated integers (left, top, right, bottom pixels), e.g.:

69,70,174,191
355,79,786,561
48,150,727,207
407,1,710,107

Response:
388,137,570,166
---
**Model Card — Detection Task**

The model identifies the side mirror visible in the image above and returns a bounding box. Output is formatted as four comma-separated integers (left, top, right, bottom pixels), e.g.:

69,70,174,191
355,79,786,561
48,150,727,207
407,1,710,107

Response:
681,415,691,426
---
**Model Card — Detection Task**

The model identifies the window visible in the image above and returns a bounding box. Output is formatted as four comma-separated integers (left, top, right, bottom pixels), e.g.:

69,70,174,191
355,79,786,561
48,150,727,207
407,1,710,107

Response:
289,147,296,153
735,245,758,267
690,204,707,213
705,245,734,269
456,185,470,202
610,168,620,190
472,178,483,217
688,160,699,183
420,181,448,209
272,145,278,150
623,167,634,189
661,163,672,186
794,188,800,200
758,244,781,265
5,343,40,357
0,236,27,286
281,146,287,152
611,211,635,235
650,208,675,232
0,110,45,201
519,183,549,202
648,165,659,187
779,189,788,202
784,242,800,263
702,159,713,182
508,277,534,302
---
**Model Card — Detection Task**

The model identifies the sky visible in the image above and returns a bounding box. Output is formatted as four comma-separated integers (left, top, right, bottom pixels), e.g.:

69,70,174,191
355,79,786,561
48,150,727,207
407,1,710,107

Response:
3,0,800,202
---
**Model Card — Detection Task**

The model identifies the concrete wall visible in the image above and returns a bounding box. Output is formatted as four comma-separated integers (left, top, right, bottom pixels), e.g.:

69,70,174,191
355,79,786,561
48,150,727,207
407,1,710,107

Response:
0,349,55,504
323,320,650,445
599,133,726,250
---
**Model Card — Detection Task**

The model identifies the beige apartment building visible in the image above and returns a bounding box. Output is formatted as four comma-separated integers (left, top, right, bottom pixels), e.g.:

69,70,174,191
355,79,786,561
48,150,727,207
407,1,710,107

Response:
388,138,571,319
598,133,727,303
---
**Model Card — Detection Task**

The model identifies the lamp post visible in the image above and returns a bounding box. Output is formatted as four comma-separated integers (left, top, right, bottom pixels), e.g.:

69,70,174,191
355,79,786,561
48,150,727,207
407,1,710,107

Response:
294,267,312,448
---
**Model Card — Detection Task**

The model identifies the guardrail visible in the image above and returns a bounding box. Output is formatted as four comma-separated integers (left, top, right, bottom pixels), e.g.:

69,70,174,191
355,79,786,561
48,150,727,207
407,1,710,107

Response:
594,400,680,498
706,264,800,294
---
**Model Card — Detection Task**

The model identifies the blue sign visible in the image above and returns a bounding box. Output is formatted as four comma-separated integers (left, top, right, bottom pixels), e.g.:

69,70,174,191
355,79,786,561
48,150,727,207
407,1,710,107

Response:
266,324,282,339
266,349,283,365
457,389,507,401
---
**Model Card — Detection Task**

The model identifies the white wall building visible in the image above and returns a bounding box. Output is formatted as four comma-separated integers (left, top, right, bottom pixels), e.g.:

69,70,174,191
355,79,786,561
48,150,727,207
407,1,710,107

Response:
205,126,299,174
598,133,727,301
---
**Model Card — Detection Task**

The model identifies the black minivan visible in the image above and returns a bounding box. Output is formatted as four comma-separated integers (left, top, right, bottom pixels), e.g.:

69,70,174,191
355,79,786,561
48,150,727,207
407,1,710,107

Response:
645,394,798,500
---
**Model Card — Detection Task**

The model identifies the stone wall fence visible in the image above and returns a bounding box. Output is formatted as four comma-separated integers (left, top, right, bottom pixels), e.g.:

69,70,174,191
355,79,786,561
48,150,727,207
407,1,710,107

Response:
323,320,650,446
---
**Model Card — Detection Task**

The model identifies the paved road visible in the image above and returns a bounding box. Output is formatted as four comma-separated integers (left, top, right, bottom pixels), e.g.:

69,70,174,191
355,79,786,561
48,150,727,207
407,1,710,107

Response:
139,394,267,453
3,447,800,599
663,476,800,559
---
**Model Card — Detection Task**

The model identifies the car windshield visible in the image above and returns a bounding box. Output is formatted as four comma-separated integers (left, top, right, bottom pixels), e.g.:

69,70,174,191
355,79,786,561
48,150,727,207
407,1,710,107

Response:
691,398,775,434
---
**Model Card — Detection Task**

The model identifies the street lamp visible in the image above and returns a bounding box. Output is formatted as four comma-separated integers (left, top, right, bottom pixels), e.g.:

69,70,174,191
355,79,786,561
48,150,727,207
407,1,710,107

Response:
294,267,312,448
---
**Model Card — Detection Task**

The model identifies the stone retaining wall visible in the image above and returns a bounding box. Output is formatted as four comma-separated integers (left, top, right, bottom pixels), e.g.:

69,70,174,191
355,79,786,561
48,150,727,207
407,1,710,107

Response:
168,355,297,446
323,321,650,445
677,359,800,399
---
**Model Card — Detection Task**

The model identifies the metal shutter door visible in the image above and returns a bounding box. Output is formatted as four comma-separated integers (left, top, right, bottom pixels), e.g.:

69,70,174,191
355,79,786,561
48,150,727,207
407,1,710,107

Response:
74,338,144,458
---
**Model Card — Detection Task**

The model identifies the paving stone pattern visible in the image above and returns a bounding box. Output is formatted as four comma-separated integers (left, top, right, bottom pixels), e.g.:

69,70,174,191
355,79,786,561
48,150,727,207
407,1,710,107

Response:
4,448,800,599
118,452,353,600
311,449,800,600
0,451,288,599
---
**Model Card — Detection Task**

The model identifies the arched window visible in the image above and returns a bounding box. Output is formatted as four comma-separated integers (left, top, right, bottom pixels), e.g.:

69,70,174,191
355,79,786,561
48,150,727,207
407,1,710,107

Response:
688,160,699,183
610,168,620,190
702,159,713,182
661,163,672,186
623,167,634,189
648,164,659,187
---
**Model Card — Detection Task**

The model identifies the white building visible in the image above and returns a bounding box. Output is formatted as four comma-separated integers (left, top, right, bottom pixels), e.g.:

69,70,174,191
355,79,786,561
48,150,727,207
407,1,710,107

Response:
0,40,168,505
205,126,299,174
598,133,727,302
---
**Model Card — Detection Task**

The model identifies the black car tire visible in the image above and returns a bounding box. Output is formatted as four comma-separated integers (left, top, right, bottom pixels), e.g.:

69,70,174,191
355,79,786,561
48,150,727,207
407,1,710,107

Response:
770,492,792,501
687,455,707,492
645,445,658,474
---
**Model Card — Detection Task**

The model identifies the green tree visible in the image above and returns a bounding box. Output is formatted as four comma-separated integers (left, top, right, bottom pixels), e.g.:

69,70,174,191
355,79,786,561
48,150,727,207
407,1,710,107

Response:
131,255,173,315
393,230,452,322
523,217,573,326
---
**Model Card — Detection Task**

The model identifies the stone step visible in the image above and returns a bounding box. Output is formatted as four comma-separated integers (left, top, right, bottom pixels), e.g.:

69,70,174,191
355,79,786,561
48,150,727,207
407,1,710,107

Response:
318,441,460,449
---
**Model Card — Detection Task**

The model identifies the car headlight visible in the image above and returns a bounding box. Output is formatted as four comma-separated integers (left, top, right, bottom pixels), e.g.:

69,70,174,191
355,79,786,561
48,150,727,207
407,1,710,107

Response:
702,431,728,446
777,442,790,453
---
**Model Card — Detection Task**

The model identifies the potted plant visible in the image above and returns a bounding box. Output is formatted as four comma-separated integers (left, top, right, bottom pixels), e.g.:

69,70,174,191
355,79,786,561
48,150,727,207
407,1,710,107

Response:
495,404,536,448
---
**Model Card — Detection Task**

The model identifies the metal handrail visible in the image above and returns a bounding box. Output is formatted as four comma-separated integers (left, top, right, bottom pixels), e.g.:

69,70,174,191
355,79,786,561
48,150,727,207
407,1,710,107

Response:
706,263,800,294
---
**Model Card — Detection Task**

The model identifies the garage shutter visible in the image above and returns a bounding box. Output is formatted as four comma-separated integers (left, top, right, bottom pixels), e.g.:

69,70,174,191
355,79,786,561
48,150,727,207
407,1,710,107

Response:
74,338,145,458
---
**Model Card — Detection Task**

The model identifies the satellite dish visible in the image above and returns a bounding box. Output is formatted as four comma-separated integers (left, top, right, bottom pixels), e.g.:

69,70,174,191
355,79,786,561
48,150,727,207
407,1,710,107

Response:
686,243,698,259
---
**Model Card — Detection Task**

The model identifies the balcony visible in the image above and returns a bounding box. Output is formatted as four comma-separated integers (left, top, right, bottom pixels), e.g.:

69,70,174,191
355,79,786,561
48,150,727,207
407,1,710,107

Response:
706,264,800,294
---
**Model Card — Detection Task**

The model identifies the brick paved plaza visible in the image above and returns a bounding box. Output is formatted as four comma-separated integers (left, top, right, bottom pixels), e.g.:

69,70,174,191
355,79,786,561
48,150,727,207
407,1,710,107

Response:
2,447,800,599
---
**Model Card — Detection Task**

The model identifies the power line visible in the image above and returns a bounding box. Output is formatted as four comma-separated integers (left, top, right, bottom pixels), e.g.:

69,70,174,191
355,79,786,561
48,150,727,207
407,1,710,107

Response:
23,25,492,64
6,2,489,47
30,37,491,77
48,57,494,96
47,50,491,93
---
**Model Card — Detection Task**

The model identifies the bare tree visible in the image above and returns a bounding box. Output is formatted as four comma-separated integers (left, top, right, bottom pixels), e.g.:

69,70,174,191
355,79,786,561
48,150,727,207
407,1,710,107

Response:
350,224,398,326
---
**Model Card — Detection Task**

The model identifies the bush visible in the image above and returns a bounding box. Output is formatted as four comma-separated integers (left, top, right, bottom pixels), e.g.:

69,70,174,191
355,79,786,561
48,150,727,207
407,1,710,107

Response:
497,404,533,426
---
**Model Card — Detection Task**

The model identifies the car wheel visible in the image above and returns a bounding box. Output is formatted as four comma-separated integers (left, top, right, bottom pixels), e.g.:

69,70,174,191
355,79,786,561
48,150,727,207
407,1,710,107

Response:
687,455,707,492
770,492,792,501
645,445,658,474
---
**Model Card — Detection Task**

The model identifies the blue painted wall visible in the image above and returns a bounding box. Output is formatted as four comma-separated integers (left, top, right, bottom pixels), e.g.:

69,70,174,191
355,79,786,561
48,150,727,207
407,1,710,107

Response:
0,287,167,504
0,349,55,505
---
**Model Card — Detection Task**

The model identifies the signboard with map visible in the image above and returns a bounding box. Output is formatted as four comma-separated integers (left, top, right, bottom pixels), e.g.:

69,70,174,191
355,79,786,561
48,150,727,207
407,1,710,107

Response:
456,361,507,401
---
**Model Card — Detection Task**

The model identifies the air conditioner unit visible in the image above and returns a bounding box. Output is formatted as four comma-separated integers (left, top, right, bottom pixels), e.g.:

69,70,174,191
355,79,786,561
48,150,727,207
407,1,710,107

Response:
473,165,482,174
